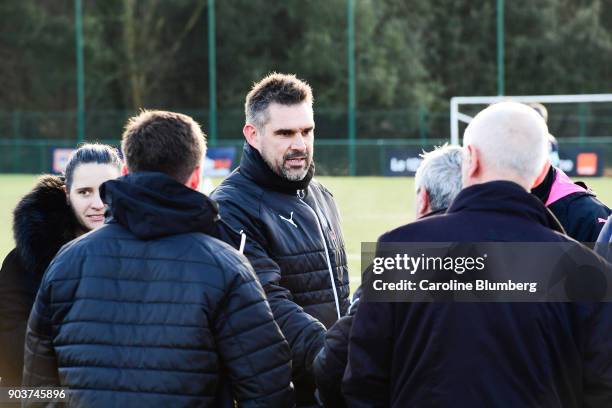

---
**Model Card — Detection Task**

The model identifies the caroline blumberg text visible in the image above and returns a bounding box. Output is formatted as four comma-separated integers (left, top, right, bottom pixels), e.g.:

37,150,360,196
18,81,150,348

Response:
371,254,538,293
372,279,538,293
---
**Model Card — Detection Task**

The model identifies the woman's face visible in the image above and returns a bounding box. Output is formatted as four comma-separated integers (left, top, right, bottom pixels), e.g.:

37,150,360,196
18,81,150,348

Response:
67,162,121,233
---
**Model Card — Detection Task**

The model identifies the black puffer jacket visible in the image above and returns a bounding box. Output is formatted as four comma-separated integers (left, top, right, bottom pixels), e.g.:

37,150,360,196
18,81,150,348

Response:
0,175,78,387
312,288,361,408
532,166,611,243
212,144,350,405
23,172,294,407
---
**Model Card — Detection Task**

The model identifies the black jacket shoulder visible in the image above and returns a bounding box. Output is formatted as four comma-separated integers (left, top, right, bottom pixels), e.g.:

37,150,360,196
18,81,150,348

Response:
548,191,611,243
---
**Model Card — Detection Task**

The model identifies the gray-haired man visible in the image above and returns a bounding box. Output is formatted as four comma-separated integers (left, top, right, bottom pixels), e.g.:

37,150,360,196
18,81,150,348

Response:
313,144,463,407
415,144,463,218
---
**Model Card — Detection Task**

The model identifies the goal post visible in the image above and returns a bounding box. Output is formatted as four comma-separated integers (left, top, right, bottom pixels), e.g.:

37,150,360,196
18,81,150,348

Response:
450,93,612,145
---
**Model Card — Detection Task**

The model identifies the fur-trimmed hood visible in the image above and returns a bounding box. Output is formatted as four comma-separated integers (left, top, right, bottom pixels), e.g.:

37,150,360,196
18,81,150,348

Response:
12,175,78,277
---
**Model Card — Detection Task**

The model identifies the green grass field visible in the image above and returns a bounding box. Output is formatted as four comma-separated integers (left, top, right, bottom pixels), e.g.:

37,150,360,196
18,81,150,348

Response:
1,175,610,290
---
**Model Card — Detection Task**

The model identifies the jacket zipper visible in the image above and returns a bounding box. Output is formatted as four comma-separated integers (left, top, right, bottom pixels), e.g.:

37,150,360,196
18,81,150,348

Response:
298,190,341,320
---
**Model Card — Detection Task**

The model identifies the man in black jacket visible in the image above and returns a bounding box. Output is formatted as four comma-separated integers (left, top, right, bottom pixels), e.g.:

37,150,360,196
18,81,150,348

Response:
212,73,350,406
23,110,294,407
343,102,612,407
313,144,464,407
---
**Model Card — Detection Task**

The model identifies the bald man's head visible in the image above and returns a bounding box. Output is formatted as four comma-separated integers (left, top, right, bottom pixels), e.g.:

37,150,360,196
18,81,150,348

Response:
462,101,549,190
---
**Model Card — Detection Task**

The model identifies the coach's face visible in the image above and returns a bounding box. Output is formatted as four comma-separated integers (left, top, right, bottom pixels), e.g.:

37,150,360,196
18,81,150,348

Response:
247,102,314,181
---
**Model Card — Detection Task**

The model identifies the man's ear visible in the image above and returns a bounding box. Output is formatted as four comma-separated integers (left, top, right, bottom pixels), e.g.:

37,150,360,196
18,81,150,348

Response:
466,145,480,179
416,188,431,219
532,160,551,189
243,123,259,150
121,164,129,176
186,166,201,191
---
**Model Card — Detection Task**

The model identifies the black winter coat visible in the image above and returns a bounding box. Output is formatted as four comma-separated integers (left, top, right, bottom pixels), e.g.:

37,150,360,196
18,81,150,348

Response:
532,166,611,243
0,175,78,388
212,144,350,405
22,172,294,408
312,288,361,408
313,209,450,408
343,181,612,408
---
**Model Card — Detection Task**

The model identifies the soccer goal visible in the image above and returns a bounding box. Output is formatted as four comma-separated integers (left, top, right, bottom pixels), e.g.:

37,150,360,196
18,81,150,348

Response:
449,93,612,145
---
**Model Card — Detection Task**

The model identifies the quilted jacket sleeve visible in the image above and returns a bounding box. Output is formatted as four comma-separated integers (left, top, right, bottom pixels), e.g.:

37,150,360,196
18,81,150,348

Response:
22,272,60,389
313,315,352,408
313,288,361,408
213,253,294,407
215,198,326,380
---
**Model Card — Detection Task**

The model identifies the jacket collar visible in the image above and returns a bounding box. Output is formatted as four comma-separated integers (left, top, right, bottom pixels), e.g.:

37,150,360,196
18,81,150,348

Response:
449,180,564,232
531,165,556,203
420,207,447,219
238,143,314,194
101,172,222,240
531,166,590,207
544,168,588,206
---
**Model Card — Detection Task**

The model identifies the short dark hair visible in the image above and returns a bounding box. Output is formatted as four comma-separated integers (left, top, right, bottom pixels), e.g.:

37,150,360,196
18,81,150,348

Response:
245,73,313,130
64,143,122,192
121,110,206,183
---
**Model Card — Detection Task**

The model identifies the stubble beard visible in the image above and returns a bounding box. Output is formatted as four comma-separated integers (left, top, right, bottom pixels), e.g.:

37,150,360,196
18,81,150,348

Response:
262,149,312,181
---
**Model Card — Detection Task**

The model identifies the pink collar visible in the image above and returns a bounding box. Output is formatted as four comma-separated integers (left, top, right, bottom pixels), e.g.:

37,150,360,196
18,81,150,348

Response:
545,169,587,206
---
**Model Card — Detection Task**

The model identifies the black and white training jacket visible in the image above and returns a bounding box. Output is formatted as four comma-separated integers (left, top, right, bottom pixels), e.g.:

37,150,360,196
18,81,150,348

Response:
212,143,350,405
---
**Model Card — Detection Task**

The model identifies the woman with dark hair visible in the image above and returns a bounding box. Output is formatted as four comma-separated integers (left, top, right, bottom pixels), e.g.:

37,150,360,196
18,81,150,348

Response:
0,143,121,387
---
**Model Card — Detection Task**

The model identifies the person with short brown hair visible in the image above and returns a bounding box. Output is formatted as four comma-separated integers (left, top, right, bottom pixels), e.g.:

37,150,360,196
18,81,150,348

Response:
23,110,294,407
213,73,350,407
121,110,205,183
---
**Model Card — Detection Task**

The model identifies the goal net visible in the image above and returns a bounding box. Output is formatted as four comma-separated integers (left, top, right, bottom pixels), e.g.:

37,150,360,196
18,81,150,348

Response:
449,94,612,176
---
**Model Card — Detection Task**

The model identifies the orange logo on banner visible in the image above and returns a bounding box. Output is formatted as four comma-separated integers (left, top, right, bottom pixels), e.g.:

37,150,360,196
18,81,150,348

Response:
576,153,598,176
214,159,232,169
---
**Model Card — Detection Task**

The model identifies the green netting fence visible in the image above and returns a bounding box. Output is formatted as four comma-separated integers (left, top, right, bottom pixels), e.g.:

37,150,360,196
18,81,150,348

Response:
1,136,611,176
1,105,611,175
